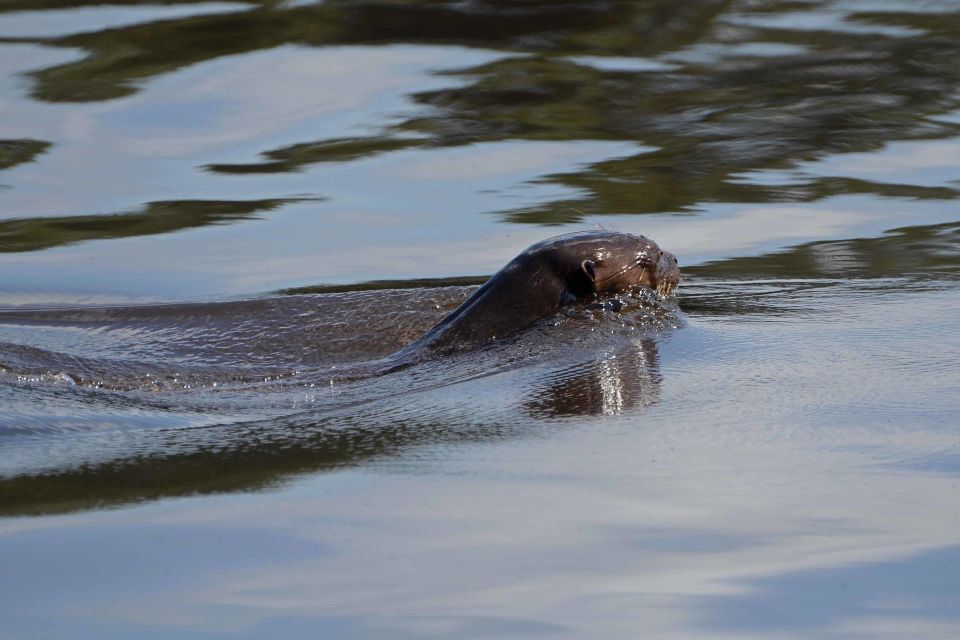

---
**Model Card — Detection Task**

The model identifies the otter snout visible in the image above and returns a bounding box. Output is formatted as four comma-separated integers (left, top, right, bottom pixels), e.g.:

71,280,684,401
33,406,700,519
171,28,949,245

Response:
653,249,681,295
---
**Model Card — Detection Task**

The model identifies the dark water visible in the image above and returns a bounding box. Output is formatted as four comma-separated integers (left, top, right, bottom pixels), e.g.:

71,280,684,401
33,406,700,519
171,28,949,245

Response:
1,1,959,638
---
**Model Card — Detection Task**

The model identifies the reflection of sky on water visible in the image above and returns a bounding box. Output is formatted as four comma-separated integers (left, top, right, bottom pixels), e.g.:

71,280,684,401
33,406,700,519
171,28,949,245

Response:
696,546,960,636
734,138,960,190
834,0,960,14
0,43,85,79
566,56,679,73
725,9,925,37
0,516,332,639
0,3,249,38
666,41,811,64
0,44,507,218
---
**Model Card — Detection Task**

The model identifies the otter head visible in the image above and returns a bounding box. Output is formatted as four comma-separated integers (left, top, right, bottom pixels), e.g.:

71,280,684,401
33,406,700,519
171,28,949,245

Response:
395,231,681,359
559,232,681,301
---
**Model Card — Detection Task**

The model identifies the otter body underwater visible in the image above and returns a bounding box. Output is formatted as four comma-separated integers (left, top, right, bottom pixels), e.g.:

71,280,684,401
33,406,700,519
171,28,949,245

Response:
391,230,680,362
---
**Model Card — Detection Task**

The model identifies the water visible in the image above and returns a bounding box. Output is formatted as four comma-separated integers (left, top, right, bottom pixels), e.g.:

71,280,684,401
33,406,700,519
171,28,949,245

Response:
1,1,959,637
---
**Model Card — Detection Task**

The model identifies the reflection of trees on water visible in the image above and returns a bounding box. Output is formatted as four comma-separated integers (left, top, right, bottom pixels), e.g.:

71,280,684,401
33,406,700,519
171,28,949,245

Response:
681,221,960,316
690,222,960,281
0,198,297,252
211,2,960,220
0,139,50,172
2,0,958,243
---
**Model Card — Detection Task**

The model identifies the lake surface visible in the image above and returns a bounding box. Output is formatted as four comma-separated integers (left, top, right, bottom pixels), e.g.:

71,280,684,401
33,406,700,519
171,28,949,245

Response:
1,0,959,637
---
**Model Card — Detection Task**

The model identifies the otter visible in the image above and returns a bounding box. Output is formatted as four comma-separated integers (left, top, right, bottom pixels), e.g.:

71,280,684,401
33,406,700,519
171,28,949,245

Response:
0,231,678,391
393,230,680,360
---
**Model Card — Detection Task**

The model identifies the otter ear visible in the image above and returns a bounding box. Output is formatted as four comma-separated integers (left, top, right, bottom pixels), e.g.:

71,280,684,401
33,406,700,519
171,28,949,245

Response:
581,260,597,283
567,260,597,299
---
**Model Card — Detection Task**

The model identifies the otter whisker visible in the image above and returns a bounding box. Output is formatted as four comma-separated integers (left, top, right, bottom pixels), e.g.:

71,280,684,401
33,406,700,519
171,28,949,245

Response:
603,255,649,283
571,208,611,232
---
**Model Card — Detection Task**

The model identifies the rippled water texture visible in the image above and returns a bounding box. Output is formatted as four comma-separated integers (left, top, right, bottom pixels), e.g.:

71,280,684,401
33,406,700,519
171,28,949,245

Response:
1,1,959,638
